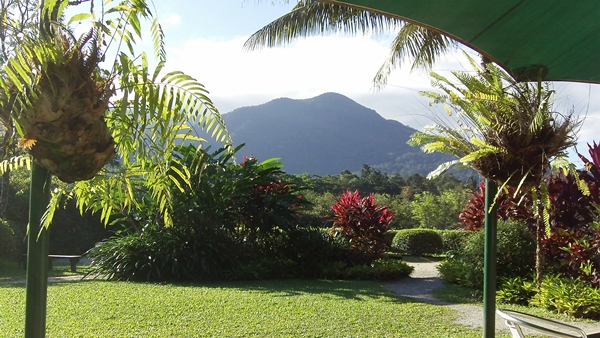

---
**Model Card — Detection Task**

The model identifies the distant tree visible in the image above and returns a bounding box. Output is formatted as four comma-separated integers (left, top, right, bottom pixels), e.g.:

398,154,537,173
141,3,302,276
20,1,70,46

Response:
405,173,438,196
433,172,467,193
410,189,469,229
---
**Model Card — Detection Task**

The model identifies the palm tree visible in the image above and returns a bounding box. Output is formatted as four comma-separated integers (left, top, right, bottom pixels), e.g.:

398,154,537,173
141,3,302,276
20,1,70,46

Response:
244,0,457,88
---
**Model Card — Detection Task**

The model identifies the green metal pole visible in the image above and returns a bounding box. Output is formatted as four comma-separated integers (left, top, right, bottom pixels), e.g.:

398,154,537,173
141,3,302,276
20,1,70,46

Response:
483,179,498,338
24,162,52,338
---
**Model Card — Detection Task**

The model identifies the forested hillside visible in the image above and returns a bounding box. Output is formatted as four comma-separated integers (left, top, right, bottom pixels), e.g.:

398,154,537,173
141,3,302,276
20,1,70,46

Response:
215,92,468,178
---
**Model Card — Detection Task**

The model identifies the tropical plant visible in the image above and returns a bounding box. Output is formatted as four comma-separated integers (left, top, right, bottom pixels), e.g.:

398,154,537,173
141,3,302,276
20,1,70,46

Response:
408,54,579,190
458,181,532,230
496,275,537,305
170,145,311,239
244,0,457,87
330,190,393,262
530,274,600,319
459,146,600,287
408,53,582,286
543,142,600,286
85,225,242,282
0,0,232,227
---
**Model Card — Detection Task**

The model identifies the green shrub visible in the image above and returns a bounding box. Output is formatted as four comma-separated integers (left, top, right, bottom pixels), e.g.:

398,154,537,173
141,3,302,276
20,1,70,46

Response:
0,219,17,260
247,227,348,278
530,275,600,319
438,220,535,288
437,259,469,285
85,227,242,282
496,275,536,305
391,229,443,255
324,258,414,281
438,229,472,253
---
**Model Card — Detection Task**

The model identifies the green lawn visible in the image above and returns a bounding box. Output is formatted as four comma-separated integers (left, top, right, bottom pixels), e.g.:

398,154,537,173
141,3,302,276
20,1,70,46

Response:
0,279,497,337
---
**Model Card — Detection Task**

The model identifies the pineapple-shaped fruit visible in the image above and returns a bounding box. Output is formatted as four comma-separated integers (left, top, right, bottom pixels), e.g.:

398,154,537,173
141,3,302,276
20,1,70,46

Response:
13,31,115,183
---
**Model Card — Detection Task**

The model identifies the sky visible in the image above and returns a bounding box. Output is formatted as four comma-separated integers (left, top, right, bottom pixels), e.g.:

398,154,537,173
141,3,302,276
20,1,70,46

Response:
118,0,600,165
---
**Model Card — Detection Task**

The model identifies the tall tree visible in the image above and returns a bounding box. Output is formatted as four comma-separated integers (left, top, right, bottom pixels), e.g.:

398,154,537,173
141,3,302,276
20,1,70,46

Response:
244,0,457,87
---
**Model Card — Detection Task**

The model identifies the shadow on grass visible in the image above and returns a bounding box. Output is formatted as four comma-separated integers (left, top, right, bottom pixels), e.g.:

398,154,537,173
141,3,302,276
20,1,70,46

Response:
181,278,413,303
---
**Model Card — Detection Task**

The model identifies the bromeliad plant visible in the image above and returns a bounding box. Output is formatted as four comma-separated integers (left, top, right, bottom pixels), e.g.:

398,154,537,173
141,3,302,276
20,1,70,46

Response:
0,0,231,226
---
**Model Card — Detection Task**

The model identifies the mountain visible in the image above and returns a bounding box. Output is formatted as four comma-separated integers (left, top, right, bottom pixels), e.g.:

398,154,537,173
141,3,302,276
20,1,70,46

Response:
213,92,459,177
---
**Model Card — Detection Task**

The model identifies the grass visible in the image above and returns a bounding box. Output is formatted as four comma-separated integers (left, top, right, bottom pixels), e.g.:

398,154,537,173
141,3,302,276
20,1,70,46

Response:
433,283,482,304
0,279,499,337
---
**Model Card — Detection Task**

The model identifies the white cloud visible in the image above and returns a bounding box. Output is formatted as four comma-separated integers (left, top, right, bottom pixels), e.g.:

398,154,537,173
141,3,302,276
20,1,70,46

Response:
167,35,395,103
166,34,600,165
162,13,181,28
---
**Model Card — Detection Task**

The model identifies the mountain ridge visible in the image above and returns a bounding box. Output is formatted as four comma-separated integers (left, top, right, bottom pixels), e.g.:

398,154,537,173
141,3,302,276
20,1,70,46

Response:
212,92,458,177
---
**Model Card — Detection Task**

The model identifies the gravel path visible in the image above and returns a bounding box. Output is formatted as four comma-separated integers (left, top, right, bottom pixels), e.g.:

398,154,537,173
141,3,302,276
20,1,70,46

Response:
385,260,600,336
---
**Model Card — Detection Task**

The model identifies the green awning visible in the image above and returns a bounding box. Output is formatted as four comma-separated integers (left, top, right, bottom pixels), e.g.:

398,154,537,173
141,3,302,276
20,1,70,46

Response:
321,0,600,84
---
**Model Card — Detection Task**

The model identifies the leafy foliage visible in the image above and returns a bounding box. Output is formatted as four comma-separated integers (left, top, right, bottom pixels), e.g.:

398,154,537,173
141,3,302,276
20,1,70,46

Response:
543,193,600,286
458,143,600,287
530,275,600,319
438,220,536,288
408,53,579,190
410,189,469,229
85,226,241,282
541,143,600,287
437,229,471,253
0,0,232,228
331,190,393,262
496,275,537,305
87,147,349,282
170,145,311,237
328,258,414,281
458,181,532,230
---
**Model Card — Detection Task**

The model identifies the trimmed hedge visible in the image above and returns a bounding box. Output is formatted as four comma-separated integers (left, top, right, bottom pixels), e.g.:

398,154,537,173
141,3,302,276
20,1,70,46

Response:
391,229,444,256
391,229,474,256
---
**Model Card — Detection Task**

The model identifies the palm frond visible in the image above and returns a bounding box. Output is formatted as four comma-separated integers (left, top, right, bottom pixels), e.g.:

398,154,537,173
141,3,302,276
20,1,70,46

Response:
244,0,401,50
373,23,457,88
410,52,580,190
